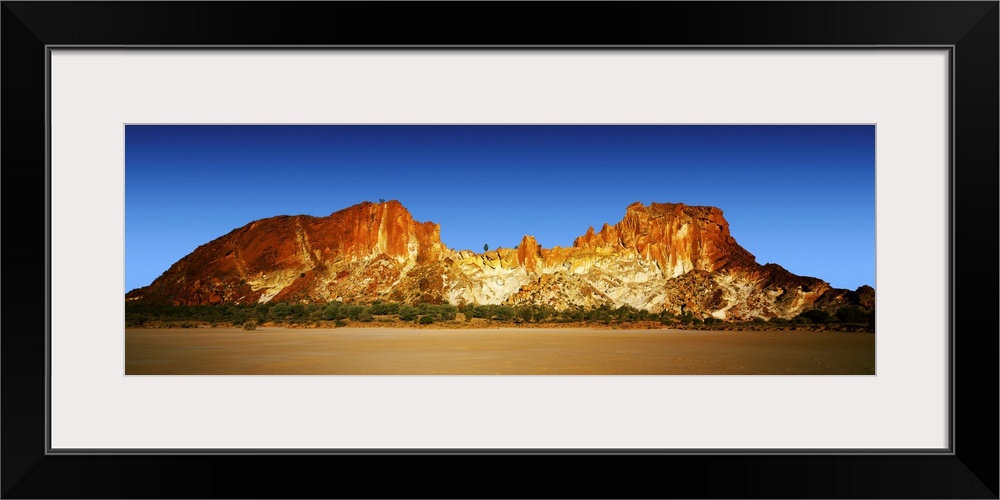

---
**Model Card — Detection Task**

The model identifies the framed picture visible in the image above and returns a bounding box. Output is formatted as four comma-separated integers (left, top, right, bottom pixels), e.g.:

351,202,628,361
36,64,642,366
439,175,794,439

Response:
3,2,996,498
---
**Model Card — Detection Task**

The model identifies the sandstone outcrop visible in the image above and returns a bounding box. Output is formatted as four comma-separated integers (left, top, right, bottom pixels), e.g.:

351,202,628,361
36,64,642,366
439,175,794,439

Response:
126,200,873,320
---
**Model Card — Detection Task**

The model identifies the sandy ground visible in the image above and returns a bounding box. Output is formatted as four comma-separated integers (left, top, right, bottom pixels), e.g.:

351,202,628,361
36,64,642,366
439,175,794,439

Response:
125,327,875,375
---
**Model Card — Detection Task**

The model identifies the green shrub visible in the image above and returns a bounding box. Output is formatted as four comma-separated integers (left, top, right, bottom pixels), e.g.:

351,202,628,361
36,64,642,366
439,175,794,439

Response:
836,305,868,323
533,306,552,323
472,305,492,319
271,302,291,320
334,319,348,328
347,305,364,321
494,305,515,322
288,304,307,321
517,307,533,323
399,306,418,322
242,320,258,331
371,301,400,315
436,304,458,321
358,309,373,322
752,317,766,324
418,315,434,325
799,309,833,324
586,306,611,322
614,306,639,321
319,303,345,320
125,316,149,328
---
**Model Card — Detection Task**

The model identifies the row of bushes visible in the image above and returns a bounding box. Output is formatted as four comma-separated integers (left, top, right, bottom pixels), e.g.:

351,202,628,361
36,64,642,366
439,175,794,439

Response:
126,302,680,326
796,306,873,324
125,301,873,329
124,301,461,327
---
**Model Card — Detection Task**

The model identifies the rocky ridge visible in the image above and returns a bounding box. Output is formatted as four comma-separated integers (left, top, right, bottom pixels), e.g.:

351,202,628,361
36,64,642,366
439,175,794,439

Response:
126,200,874,320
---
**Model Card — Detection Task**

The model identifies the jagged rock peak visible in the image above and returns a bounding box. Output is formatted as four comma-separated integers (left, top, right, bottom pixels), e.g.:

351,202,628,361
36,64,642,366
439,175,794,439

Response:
516,234,542,270
571,201,756,275
320,199,443,260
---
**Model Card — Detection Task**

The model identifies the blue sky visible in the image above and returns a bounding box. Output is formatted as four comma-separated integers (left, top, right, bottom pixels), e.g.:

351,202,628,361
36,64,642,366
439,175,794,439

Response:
125,125,875,293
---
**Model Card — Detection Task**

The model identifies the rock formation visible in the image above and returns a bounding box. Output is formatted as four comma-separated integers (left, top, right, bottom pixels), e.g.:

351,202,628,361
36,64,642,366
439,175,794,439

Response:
126,200,874,320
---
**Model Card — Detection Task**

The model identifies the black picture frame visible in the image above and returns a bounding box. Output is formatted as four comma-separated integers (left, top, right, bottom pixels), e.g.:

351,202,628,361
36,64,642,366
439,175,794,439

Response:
2,2,996,498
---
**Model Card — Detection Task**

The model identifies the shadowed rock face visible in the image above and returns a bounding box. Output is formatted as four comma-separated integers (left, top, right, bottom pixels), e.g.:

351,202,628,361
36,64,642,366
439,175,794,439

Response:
126,200,874,320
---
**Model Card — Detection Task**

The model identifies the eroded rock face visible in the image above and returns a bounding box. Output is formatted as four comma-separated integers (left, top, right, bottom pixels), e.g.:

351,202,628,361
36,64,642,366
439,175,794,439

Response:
126,200,873,320
126,201,448,306
572,202,756,277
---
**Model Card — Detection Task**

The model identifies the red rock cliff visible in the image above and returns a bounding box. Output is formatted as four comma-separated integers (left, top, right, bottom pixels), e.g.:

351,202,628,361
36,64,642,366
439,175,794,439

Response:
571,202,756,277
126,200,445,305
127,200,869,320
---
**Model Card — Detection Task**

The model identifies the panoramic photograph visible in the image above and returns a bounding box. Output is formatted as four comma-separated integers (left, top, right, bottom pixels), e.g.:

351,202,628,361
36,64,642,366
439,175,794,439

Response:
125,125,875,375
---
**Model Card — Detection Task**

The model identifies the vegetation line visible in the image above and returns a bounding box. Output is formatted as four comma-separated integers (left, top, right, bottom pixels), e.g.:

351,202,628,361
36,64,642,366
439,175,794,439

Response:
125,302,875,332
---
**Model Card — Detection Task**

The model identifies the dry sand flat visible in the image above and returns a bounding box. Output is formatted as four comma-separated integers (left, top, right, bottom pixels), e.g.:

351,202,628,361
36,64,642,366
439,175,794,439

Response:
125,327,875,375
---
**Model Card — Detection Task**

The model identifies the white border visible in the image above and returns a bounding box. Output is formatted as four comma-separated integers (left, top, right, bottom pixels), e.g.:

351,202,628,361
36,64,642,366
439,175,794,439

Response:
50,50,949,450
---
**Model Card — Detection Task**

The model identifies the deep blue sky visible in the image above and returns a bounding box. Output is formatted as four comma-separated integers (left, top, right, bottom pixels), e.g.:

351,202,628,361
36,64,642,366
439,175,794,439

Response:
125,125,875,293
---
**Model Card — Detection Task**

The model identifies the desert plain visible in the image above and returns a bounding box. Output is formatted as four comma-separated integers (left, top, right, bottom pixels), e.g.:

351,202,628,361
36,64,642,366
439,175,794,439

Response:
125,327,875,375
